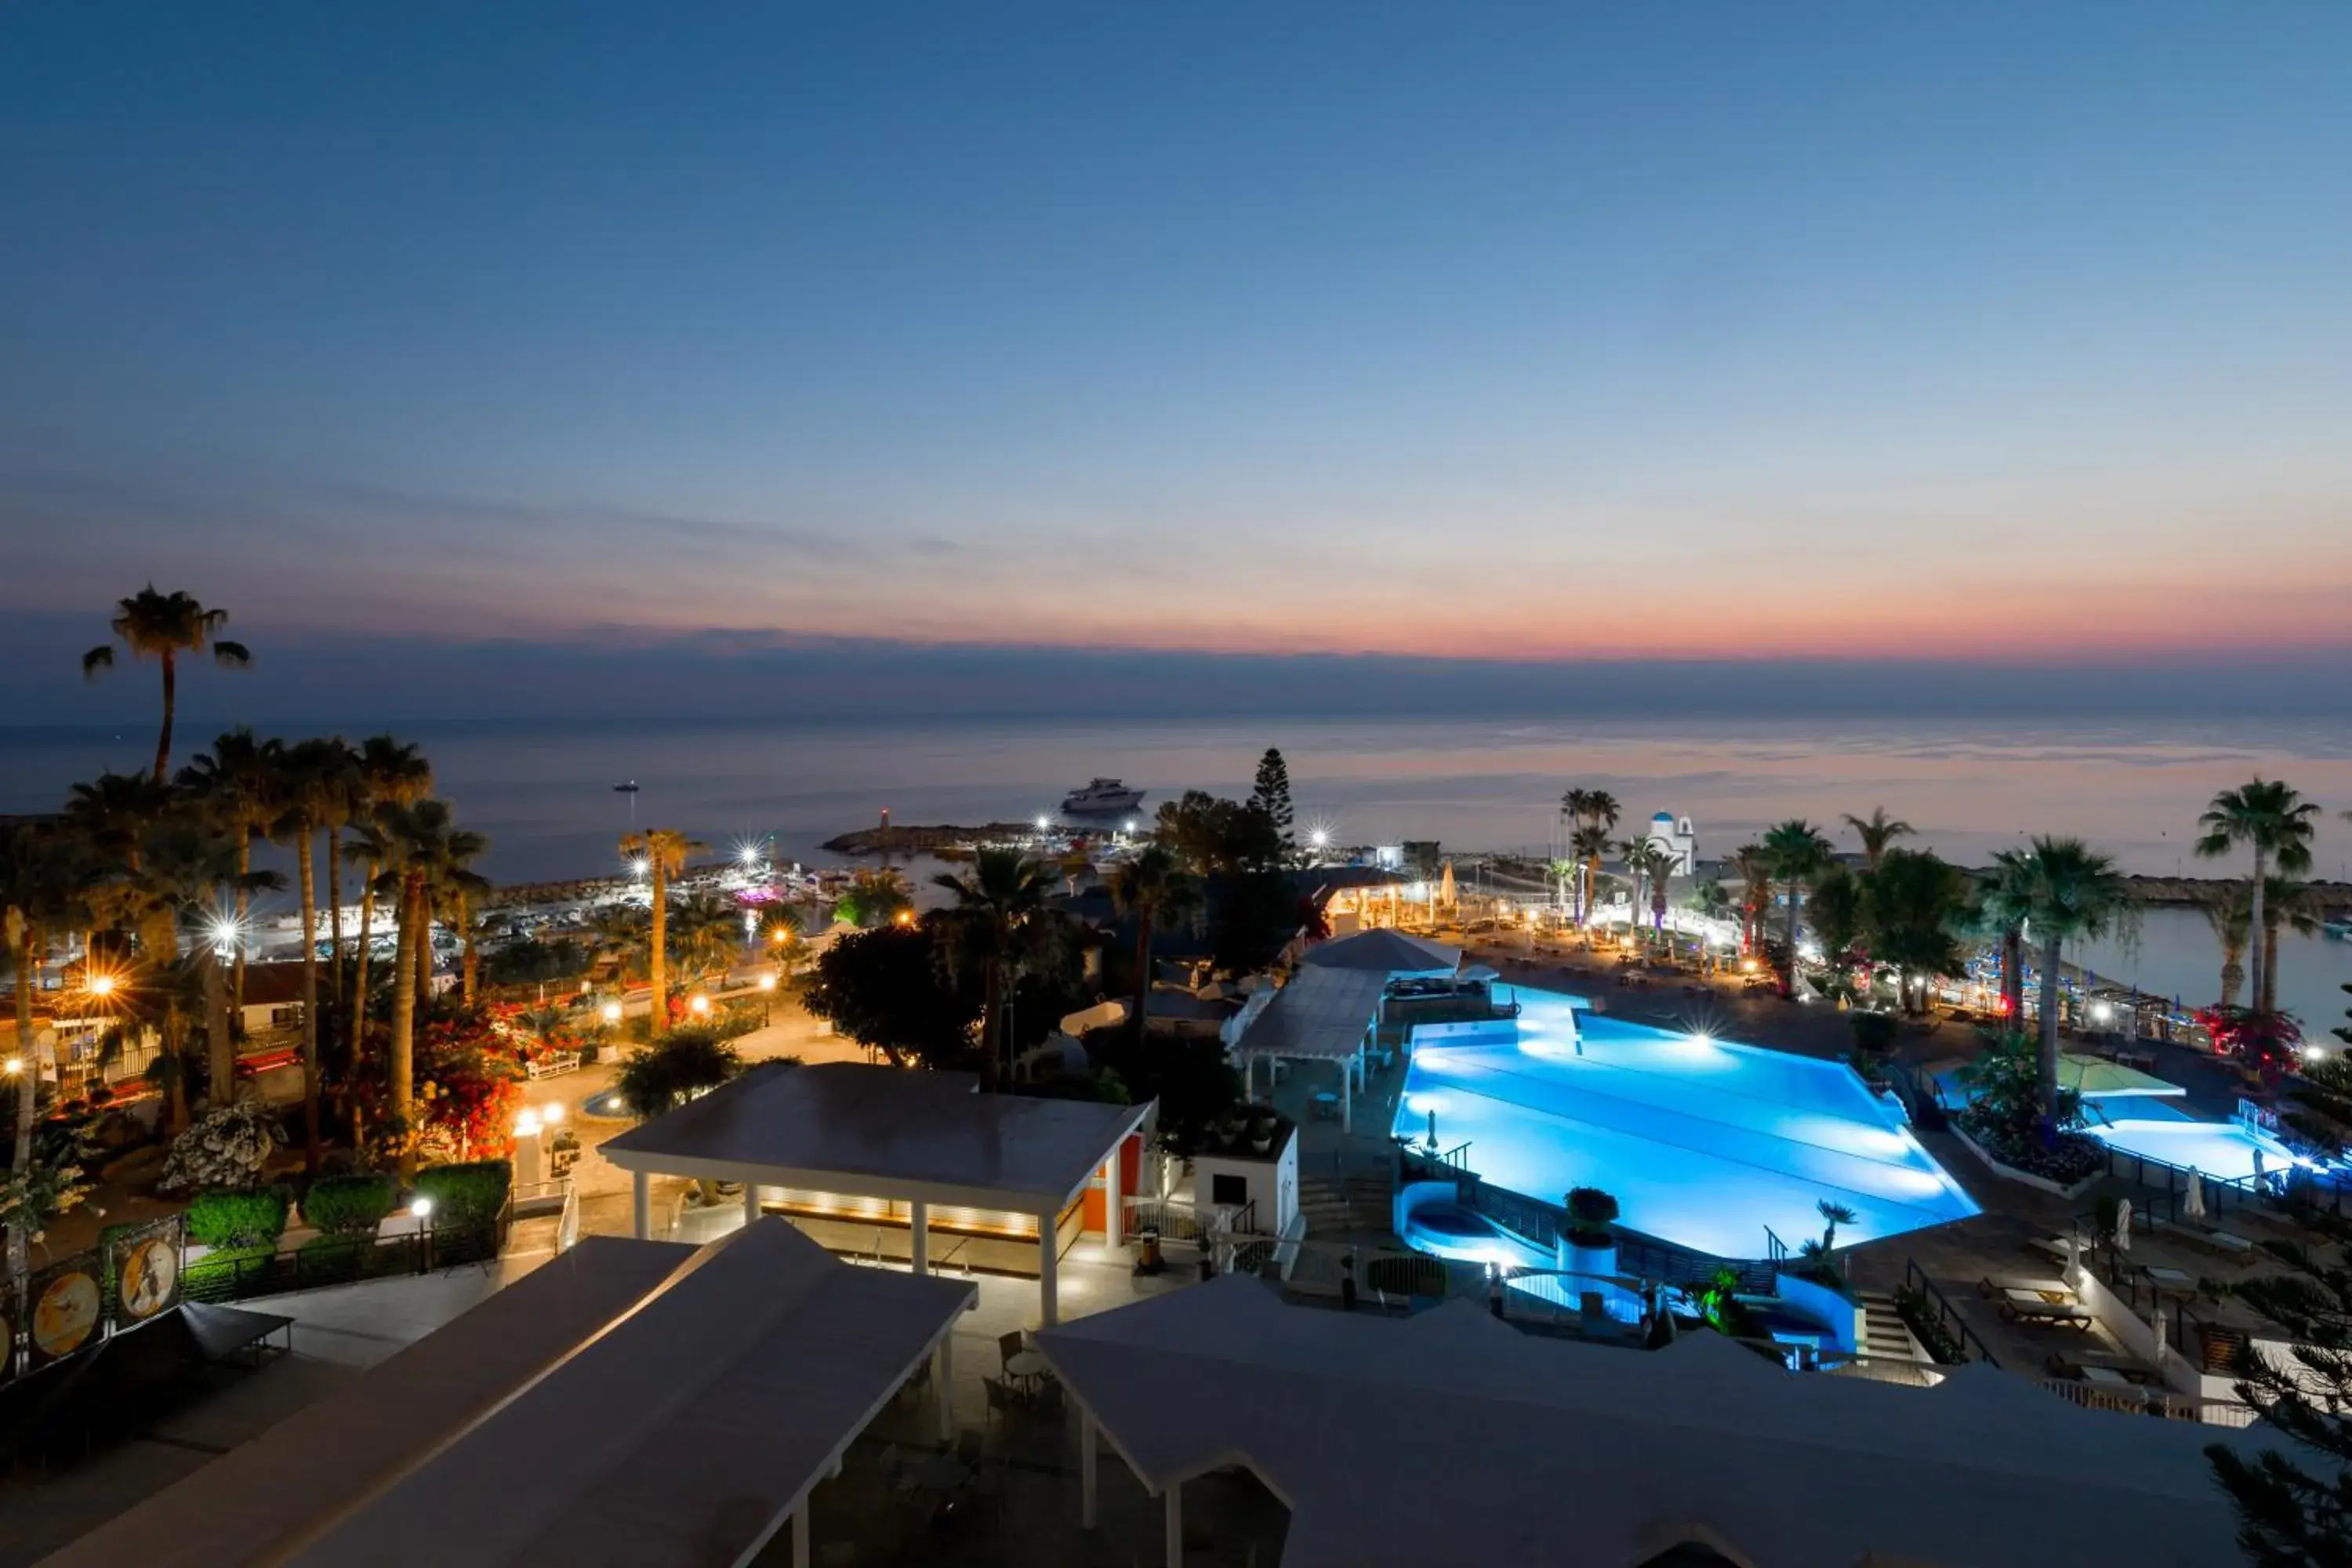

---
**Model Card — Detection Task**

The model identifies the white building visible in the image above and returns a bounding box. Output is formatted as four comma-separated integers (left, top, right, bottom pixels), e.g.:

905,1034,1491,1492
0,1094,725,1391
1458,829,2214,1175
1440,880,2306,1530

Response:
1645,811,1697,877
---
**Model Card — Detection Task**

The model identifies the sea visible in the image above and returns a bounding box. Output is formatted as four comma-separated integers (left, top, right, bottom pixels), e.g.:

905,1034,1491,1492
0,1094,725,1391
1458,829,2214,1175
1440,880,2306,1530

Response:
5,713,2349,1033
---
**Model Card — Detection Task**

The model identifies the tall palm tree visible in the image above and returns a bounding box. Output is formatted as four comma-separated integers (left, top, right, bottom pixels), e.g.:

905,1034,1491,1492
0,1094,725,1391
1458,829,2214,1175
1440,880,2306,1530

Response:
1978,848,2038,1028
586,903,654,986
619,829,705,1034
2197,779,2321,1022
60,770,174,957
2,824,93,1284
2201,884,2251,1010
357,800,477,1165
125,821,283,1120
2013,836,2135,1120
310,739,360,1017
1620,839,1677,949
1841,807,1914,872
2258,877,2325,1018
1727,842,1773,956
1111,844,1200,1040
270,737,350,1171
1760,819,1833,997
176,728,283,1010
81,586,252,783
347,736,434,1056
416,810,491,1005
933,848,1057,1094
1570,825,1613,927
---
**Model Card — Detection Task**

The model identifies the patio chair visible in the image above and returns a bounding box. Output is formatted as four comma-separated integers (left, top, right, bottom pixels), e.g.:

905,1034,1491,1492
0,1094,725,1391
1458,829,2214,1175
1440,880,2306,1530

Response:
2165,1219,2258,1261
1032,1376,1064,1416
1976,1274,2074,1301
997,1330,1027,1369
983,1377,1015,1425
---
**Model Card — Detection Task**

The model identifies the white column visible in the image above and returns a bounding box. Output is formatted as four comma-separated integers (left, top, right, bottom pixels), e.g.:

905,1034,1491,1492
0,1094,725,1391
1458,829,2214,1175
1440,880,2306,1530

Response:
909,1199,929,1276
1245,1053,1256,1102
1039,1210,1060,1327
743,1181,762,1229
1080,1406,1099,1530
1164,1479,1184,1566
632,1171,651,1240
1104,1145,1123,1249
1341,1060,1352,1134
934,1331,955,1443
791,1496,810,1568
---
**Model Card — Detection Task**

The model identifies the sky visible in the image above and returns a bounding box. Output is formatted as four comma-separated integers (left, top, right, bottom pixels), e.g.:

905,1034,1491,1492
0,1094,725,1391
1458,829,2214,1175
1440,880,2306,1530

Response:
4,2,2350,715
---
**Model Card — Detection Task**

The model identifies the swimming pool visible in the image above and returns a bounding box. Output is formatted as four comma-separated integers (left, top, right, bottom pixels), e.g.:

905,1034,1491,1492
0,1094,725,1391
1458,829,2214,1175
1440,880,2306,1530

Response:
2084,1098,2305,1184
1392,990,1980,1261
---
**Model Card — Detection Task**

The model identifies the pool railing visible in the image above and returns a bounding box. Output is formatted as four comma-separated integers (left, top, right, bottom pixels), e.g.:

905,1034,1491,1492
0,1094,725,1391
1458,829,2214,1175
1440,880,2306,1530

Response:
1900,1259,2002,1368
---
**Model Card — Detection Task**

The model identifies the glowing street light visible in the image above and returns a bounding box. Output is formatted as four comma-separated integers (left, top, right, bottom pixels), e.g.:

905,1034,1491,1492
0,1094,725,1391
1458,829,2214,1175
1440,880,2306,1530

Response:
768,927,793,947
1309,827,1330,851
408,1196,434,1220
1035,814,1052,833
85,971,117,998
540,1102,565,1125
630,856,650,878
515,1109,543,1138
689,994,711,1016
601,1000,623,1025
757,972,778,992
2,1058,22,1076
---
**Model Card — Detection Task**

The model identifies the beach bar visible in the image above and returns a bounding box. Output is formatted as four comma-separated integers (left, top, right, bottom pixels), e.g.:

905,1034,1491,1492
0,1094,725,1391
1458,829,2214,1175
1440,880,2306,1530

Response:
601,1062,1152,1325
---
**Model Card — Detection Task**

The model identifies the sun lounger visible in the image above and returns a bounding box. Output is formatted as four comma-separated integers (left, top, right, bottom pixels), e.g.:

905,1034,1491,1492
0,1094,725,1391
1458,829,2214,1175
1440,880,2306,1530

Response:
1976,1274,2074,1301
2164,1219,2258,1261
2000,1294,2094,1328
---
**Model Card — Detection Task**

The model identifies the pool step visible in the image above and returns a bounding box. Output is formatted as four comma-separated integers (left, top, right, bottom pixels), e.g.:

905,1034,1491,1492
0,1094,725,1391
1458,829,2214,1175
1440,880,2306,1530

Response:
1855,1289,1933,1363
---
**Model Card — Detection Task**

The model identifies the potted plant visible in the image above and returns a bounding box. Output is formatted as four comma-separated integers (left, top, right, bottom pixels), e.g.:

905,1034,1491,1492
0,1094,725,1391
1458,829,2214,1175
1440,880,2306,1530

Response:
1561,1186,1620,1281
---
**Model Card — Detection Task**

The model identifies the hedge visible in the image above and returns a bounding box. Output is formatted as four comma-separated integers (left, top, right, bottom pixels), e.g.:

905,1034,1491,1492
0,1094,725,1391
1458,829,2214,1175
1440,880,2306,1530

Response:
305,1174,397,1236
414,1160,512,1229
183,1244,276,1291
186,1188,290,1250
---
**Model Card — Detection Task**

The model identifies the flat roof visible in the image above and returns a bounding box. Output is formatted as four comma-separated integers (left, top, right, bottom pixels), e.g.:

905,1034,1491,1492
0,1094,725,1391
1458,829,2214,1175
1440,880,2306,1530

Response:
53,1225,973,1568
45,1237,695,1568
1232,966,1388,1062
602,1062,1152,1214
1041,1274,2289,1568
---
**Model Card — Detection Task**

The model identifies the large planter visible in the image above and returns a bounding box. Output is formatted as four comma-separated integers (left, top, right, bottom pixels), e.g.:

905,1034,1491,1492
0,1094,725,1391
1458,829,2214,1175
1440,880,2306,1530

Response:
1951,1122,2101,1200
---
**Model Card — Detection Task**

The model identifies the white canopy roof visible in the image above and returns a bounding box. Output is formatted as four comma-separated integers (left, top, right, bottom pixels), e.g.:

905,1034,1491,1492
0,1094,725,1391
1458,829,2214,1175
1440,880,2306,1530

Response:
1231,966,1388,1062
601,1061,1152,1214
1040,1273,2283,1568
51,1223,973,1568
1300,927,1460,975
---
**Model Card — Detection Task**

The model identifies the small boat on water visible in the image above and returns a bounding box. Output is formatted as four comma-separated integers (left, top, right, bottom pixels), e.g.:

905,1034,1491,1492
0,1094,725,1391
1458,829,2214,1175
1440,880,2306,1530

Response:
612,780,641,794
2325,917,2352,942
1061,777,1146,815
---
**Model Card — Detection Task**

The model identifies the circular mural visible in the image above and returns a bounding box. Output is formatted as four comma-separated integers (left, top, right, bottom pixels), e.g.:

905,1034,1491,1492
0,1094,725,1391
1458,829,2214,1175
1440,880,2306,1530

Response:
118,1238,179,1320
33,1271,101,1359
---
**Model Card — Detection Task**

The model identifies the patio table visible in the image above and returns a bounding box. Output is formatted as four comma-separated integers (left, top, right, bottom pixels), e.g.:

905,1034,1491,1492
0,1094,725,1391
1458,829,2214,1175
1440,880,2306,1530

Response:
1004,1349,1051,1392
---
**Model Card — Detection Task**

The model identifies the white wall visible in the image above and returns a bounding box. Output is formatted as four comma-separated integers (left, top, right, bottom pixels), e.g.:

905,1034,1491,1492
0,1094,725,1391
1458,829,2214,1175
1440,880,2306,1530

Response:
1194,1130,1298,1236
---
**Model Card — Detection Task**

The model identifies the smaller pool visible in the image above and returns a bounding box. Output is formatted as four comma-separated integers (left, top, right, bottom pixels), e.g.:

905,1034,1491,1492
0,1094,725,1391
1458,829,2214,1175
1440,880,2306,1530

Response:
2090,1115,2303,1185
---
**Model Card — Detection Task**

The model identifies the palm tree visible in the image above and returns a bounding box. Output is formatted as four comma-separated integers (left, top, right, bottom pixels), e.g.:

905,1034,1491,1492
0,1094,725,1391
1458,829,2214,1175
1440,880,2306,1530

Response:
1623,839,1676,948
81,586,252,783
1760,819,1833,998
176,728,283,1011
1841,807,1914,872
62,770,172,875
2197,779,2321,1023
1570,825,1613,927
270,738,350,1171
619,829,705,1034
834,870,913,929
1804,866,1865,987
310,739,360,1018
933,848,1057,1094
1977,848,2038,1028
1727,842,1773,956
1560,787,1598,829
358,800,474,1164
416,811,491,1005
2,824,93,1285
666,891,746,993
586,903,654,985
2201,884,2251,1009
346,736,433,1057
1111,844,1200,1041
2013,836,2135,1121
1861,848,1970,1014
124,820,283,1121
2259,877,2325,1018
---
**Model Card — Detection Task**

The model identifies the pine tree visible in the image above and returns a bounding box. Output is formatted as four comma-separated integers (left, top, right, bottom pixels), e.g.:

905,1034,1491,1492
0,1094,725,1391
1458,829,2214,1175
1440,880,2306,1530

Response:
1250,748,1296,861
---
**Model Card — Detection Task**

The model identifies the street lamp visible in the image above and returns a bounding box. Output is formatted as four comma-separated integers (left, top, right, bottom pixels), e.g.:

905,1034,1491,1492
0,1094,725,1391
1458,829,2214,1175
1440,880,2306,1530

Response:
1035,814,1051,833
601,1000,622,1025
630,856,650,878
85,971,117,998
757,973,778,993
689,994,711,1016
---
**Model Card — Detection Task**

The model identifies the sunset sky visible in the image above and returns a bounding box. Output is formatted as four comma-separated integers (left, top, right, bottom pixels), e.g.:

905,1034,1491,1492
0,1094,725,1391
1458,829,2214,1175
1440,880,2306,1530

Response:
5,4,2350,681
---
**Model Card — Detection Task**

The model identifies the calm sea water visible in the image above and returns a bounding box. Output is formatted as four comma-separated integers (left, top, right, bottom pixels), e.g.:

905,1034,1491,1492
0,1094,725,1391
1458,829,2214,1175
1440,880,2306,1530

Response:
5,713,2349,1027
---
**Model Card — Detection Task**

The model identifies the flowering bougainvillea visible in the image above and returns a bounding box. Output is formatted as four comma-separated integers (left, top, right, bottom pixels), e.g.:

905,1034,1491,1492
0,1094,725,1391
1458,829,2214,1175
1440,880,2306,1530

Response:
351,1007,526,1166
2196,1006,2303,1091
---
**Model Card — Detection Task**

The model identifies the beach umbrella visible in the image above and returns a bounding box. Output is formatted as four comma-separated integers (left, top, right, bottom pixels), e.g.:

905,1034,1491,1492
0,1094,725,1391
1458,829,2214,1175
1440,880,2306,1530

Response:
1439,860,1457,911
2183,1168,2207,1221
2252,1148,2267,1193
2114,1198,2132,1254
1427,1107,1439,1149
2063,1232,2080,1286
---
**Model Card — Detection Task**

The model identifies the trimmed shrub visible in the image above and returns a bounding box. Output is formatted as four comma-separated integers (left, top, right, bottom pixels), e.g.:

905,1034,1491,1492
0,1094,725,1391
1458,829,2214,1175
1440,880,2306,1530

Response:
305,1174,397,1237
183,1244,277,1295
414,1159,512,1229
186,1187,289,1249
1565,1186,1620,1249
1849,1011,1900,1055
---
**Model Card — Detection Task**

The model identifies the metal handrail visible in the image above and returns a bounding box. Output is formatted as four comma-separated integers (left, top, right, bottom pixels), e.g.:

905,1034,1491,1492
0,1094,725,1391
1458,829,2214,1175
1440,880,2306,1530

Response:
2036,1376,2255,1427
1902,1259,2002,1368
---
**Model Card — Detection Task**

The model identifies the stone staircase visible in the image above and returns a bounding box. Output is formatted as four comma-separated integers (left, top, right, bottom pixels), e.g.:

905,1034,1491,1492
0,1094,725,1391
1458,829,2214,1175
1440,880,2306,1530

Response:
1298,1164,1395,1240
1856,1287,1932,1364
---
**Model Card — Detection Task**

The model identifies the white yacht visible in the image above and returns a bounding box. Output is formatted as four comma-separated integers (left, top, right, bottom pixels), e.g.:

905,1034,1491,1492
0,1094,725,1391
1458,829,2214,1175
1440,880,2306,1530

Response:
1060,778,1146,815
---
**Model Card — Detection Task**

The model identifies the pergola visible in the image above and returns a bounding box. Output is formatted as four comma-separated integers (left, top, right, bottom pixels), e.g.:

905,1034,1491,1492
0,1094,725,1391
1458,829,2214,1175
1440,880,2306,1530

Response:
50,1224,974,1568
1229,966,1389,1131
601,1062,1153,1325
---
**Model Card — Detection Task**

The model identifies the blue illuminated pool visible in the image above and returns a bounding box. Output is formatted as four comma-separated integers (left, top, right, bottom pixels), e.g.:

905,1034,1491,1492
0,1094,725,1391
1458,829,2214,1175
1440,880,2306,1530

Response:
1392,990,1979,1261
